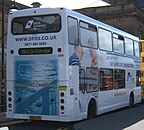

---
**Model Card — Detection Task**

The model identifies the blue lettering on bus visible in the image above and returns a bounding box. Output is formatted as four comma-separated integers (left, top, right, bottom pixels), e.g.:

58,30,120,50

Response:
15,35,57,42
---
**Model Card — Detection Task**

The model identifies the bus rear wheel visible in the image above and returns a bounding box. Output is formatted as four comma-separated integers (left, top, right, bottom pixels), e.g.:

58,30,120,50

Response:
87,99,96,119
129,93,134,108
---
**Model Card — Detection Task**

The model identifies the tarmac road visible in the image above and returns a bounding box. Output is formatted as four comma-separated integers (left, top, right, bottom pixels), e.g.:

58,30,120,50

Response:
73,104,144,130
0,103,144,130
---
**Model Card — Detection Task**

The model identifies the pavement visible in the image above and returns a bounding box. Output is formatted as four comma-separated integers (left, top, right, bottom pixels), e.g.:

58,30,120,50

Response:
0,112,26,129
0,127,9,130
0,112,18,127
0,112,18,123
0,113,10,129
0,113,8,123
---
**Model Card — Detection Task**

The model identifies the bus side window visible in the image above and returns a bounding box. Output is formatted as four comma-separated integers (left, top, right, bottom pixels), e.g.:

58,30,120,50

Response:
86,67,99,92
68,16,78,45
113,33,124,54
125,38,134,56
100,68,113,91
80,21,97,49
114,69,125,89
134,41,140,57
79,69,86,93
136,70,141,87
98,28,112,51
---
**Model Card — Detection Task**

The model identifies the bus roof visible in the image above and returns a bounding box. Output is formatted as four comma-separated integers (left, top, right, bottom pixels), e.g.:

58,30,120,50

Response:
9,7,139,41
65,8,139,41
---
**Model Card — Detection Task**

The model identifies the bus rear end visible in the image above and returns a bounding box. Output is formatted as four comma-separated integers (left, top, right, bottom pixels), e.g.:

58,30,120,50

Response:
6,8,70,121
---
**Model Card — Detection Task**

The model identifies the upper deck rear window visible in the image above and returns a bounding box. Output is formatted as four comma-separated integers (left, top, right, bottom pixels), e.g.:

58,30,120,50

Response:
12,14,61,35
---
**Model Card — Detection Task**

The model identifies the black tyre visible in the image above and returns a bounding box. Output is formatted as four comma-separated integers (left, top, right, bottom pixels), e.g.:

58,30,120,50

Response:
87,99,96,119
129,93,134,108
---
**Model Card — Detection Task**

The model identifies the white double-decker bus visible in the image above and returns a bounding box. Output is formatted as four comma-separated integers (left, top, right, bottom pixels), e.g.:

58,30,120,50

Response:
6,7,141,122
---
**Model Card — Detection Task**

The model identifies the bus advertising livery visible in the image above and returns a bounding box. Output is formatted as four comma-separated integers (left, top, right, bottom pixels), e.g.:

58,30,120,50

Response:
6,8,141,122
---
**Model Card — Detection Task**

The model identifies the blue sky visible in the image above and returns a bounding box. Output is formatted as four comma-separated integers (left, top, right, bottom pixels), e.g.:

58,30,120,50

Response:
16,0,109,9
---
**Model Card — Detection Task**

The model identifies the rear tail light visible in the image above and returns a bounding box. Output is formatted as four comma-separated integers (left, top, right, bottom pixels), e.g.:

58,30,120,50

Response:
8,97,12,102
60,99,64,103
57,48,62,52
60,92,65,114
60,92,64,97
59,86,67,115
8,103,12,108
60,105,65,110
8,91,13,111
10,49,14,54
8,91,12,96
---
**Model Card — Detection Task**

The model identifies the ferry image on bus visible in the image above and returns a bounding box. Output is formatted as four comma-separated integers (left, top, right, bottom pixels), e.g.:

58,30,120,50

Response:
6,7,141,122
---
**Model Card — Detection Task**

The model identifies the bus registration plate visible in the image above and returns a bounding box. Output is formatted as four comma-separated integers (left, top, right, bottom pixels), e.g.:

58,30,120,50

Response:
29,116,42,120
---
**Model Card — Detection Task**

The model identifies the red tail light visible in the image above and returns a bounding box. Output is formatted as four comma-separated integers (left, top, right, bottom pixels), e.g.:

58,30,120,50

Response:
60,105,65,110
60,99,64,103
60,92,64,97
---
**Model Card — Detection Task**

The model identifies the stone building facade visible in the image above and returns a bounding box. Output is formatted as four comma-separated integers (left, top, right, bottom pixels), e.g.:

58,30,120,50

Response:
0,0,30,48
103,0,144,8
75,3,144,39
0,0,29,111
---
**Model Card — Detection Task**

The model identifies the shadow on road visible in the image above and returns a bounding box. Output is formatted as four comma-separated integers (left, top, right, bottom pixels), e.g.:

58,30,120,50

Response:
3,104,144,130
73,104,144,130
